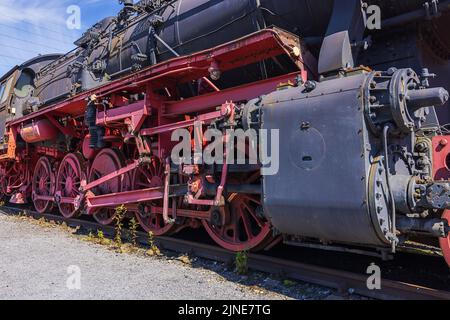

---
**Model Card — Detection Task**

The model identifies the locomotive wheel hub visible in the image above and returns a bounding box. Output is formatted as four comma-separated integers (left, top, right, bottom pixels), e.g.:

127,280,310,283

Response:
210,209,224,227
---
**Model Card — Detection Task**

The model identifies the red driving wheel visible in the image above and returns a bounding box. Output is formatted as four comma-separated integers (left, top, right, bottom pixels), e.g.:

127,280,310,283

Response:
56,153,86,218
32,157,55,214
88,148,124,225
132,157,180,236
440,210,450,268
202,193,273,252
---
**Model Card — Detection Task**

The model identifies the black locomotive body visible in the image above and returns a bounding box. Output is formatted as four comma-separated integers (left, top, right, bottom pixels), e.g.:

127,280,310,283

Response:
1,0,448,123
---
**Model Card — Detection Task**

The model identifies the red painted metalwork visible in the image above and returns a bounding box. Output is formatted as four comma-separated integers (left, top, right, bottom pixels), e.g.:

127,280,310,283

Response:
0,28,306,252
132,157,179,236
31,157,55,214
140,109,226,136
433,136,450,267
162,72,302,116
82,136,98,160
55,153,86,218
20,120,58,143
83,160,139,192
202,193,273,252
432,136,450,180
87,149,124,225
1,162,24,196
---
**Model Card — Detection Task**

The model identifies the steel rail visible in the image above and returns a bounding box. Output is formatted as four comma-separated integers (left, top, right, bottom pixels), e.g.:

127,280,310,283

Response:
1,205,449,300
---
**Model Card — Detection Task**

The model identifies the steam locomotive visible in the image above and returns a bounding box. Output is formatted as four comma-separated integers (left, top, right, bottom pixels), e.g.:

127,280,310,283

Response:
1,0,450,266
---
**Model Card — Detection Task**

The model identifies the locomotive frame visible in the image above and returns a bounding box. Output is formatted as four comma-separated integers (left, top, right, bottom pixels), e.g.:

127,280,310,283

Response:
0,28,306,251
1,0,450,268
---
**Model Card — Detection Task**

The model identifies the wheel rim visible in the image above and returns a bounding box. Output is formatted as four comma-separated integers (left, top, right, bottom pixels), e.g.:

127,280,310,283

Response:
88,149,123,225
56,153,85,218
440,210,450,268
133,157,179,236
202,193,273,252
32,157,55,214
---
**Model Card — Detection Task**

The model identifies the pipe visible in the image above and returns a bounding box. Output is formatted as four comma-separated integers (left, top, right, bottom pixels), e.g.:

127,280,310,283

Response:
162,158,172,224
383,124,398,252
382,0,450,29
407,87,449,109
397,217,449,238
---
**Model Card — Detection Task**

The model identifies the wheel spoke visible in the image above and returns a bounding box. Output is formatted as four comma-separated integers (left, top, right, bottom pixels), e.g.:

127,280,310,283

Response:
32,157,55,214
240,210,254,240
56,154,85,219
132,157,178,236
203,192,272,252
88,149,122,225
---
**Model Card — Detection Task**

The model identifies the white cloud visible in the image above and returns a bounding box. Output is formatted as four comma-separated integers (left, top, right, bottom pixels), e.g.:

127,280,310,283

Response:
0,0,114,75
0,0,68,25
0,0,80,74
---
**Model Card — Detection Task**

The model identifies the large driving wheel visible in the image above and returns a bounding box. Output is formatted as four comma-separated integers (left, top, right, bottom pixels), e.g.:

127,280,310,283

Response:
88,148,123,225
202,193,273,252
132,157,180,236
32,157,55,214
56,153,85,219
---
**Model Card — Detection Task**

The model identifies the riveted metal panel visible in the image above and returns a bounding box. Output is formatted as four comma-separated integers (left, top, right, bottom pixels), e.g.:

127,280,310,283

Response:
261,74,384,246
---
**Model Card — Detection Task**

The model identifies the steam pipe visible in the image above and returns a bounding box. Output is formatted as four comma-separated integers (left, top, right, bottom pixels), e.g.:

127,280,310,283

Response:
382,0,450,29
397,217,449,238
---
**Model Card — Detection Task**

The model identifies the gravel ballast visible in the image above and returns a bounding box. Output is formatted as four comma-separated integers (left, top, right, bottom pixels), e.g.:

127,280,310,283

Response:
0,211,342,300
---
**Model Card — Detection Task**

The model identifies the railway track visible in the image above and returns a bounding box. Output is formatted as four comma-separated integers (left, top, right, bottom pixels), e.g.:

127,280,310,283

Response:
1,205,449,300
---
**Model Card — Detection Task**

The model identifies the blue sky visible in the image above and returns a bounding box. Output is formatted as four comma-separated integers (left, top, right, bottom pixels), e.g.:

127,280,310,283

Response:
0,0,122,75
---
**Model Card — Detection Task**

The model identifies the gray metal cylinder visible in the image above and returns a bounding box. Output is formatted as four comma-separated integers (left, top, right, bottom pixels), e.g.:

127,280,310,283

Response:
407,87,449,109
